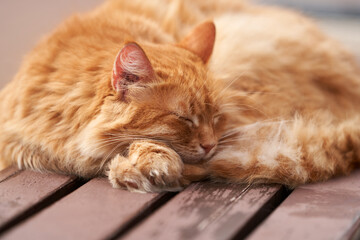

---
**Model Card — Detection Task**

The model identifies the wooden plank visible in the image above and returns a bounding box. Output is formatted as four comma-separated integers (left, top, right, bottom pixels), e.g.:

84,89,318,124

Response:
121,182,286,240
248,169,360,240
0,166,20,183
0,170,79,234
2,178,170,240
341,216,360,240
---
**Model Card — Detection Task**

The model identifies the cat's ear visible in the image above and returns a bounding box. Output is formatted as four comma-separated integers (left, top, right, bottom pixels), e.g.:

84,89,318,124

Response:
178,21,216,63
112,42,155,97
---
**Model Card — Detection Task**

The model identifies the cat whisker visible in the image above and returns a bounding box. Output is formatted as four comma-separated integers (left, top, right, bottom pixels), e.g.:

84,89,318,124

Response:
105,132,183,144
237,104,268,117
90,135,164,152
212,71,248,99
218,137,267,144
102,142,128,166
187,79,209,107
101,135,186,151
241,119,293,130
218,101,268,116
219,132,242,140
219,106,247,114
219,118,293,140
235,91,281,97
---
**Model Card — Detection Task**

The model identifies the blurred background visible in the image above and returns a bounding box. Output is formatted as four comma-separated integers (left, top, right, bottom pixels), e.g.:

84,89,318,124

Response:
255,0,360,56
0,0,359,89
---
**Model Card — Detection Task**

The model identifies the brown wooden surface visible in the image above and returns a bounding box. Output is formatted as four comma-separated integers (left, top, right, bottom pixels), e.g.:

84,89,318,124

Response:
0,170,78,234
2,178,166,240
248,169,360,240
0,1,359,239
1,168,360,239
122,182,285,240
0,166,19,182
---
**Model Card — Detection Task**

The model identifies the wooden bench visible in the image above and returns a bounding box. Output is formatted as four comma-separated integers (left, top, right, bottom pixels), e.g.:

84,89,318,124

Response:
1,167,359,240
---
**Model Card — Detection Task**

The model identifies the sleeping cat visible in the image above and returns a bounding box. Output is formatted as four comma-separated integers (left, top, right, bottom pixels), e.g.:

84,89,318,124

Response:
0,0,359,192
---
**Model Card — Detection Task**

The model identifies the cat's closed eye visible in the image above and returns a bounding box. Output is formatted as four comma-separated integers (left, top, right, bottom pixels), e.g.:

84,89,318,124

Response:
213,114,221,125
172,113,194,127
179,116,194,127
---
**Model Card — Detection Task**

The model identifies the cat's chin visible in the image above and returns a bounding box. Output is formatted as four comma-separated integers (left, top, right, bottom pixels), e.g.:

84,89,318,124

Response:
181,155,204,164
182,152,216,164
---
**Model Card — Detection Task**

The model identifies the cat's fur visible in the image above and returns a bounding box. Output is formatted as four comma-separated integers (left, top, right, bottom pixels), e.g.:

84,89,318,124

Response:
0,0,359,192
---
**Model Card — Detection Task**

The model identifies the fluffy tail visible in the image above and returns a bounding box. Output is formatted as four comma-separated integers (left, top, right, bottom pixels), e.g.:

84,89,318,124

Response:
209,115,360,187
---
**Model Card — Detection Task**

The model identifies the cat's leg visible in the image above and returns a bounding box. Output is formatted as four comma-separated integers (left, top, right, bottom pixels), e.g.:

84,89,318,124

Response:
208,117,360,187
0,135,108,177
107,140,188,192
0,138,57,173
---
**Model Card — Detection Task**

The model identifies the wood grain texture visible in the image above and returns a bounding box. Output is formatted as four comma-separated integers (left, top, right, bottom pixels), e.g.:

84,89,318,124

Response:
2,178,163,240
248,169,360,240
122,182,283,240
0,170,77,233
0,166,20,183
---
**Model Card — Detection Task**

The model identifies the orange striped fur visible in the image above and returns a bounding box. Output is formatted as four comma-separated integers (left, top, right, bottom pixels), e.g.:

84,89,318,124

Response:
0,0,359,192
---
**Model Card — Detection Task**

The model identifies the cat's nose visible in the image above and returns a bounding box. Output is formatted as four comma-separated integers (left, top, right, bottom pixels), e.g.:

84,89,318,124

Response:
200,143,216,154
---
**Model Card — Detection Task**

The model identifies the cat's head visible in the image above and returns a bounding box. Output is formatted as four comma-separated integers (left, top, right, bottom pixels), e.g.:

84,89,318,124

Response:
84,22,227,164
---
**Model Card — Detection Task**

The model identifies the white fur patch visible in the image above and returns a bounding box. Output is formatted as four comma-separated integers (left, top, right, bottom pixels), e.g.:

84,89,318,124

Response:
192,116,200,127
129,151,139,165
214,120,303,172
211,146,252,167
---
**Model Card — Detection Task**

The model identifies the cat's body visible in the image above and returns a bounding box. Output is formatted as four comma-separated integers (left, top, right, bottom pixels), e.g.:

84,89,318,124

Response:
0,0,359,192
207,7,360,186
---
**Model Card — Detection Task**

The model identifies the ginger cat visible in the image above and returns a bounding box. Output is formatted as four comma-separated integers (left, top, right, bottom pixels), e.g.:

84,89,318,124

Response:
0,0,359,192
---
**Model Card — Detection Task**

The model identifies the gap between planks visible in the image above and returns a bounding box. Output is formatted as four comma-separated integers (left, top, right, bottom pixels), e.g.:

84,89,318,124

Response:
230,185,292,239
107,191,178,240
0,168,87,236
0,177,178,240
0,167,292,240
341,215,360,240
248,169,360,240
0,166,21,183
121,182,291,240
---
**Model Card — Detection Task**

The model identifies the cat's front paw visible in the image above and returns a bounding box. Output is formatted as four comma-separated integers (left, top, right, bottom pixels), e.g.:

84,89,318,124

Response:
107,141,187,192
132,141,185,189
107,155,151,192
